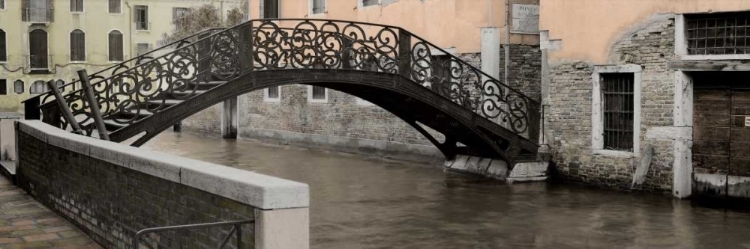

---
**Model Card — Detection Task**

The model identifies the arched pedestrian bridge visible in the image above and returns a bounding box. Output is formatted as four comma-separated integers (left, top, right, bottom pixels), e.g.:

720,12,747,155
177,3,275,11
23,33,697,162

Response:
25,19,540,166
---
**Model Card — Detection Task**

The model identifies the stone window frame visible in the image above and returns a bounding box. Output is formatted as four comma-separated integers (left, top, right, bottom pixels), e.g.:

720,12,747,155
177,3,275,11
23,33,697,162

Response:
307,85,328,103
591,64,642,158
676,13,750,61
263,86,281,103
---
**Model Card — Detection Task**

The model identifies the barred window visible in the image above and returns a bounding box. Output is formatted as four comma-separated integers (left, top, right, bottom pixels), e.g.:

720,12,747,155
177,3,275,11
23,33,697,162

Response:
263,0,278,18
14,80,24,94
0,80,6,95
686,12,750,55
30,80,47,94
70,29,85,61
312,86,326,100
268,86,279,99
109,0,120,13
70,0,83,12
109,30,123,61
0,29,6,62
601,73,634,151
312,0,325,14
363,0,378,7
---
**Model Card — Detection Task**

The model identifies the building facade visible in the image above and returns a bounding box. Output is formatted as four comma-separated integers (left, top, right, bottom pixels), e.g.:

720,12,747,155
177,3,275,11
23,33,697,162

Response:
182,0,542,162
540,0,750,198
0,0,245,113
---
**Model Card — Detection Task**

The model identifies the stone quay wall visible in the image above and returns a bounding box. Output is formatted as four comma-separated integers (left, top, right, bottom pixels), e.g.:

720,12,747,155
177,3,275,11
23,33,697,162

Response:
15,121,310,249
546,14,677,192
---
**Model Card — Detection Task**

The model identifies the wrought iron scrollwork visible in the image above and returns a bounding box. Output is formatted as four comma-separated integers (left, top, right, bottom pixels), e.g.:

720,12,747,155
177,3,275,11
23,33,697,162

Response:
33,19,538,138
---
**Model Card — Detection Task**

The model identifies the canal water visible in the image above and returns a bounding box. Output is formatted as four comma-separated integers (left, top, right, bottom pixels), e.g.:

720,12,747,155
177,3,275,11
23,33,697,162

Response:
144,131,750,249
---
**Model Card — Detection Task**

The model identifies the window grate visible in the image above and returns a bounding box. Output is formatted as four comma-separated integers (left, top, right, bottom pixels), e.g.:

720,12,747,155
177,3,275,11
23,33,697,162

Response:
602,73,634,151
14,80,24,94
109,0,120,13
312,86,326,100
263,0,278,18
686,13,750,55
267,86,279,99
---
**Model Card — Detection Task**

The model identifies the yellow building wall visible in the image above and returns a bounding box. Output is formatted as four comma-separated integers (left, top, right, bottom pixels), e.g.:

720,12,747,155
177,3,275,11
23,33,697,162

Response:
247,0,539,54
540,0,750,64
0,0,244,113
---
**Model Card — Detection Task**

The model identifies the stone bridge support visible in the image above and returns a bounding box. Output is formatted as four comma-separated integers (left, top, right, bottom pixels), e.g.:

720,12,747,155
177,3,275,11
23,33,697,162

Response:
222,97,239,139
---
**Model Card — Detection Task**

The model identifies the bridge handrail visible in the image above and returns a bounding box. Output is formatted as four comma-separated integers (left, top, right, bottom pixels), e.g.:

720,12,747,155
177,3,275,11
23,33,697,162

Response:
29,27,225,107
34,18,540,139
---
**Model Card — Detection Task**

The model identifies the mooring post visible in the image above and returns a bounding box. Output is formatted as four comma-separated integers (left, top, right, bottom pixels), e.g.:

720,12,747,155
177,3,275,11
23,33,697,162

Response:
46,80,83,135
78,70,110,141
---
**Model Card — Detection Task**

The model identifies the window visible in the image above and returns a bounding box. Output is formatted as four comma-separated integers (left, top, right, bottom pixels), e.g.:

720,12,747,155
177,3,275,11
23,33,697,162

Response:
264,86,280,102
363,0,379,7
14,80,24,94
591,65,642,157
30,80,47,94
137,43,150,56
0,0,4,10
311,0,325,14
686,12,750,55
23,0,54,23
0,29,6,62
308,86,327,103
173,7,189,22
70,0,83,12
601,73,634,151
70,29,85,61
109,0,120,14
29,29,48,69
0,80,6,95
109,30,123,61
263,0,278,18
135,5,148,30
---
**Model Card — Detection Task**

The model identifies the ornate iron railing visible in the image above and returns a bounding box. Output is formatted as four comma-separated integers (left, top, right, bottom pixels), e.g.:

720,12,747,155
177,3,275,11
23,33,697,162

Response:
30,27,225,107
31,19,539,139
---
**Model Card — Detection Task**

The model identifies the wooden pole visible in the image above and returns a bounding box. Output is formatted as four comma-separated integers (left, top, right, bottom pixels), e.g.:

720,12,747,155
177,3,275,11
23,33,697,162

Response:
77,70,110,141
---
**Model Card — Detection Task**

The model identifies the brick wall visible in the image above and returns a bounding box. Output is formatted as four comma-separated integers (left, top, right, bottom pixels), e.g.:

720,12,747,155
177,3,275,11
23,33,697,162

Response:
17,126,256,248
500,44,543,101
546,15,676,192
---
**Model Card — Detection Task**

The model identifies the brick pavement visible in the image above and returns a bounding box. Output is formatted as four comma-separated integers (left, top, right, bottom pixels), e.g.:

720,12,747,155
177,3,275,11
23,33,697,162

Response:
0,176,100,249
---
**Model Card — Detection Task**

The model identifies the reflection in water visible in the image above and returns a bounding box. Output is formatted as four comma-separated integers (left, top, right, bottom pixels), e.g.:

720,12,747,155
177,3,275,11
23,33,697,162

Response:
144,131,750,249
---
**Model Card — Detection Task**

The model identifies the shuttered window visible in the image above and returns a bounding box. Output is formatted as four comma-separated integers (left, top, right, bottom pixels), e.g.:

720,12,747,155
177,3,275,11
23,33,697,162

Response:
0,0,5,10
0,80,7,95
70,29,85,61
312,0,325,14
0,29,6,62
109,0,120,13
14,80,24,94
70,0,83,12
109,30,123,61
263,0,278,18
312,86,326,100
135,5,148,30
30,80,47,94
29,29,48,69
137,43,150,56
602,73,635,151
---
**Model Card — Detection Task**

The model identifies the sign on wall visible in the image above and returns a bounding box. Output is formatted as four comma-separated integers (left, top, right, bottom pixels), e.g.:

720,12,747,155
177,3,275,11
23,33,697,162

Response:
512,4,539,34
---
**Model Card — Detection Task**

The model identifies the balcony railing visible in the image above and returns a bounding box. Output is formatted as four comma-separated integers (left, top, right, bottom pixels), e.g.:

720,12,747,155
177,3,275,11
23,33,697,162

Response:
25,55,52,71
23,7,54,23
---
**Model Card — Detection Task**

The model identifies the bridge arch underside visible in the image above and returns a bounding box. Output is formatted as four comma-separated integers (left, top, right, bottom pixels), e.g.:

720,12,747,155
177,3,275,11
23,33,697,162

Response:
110,70,537,164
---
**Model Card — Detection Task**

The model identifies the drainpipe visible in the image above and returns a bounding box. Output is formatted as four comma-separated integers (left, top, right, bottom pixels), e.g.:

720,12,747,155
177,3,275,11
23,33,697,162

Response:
505,0,511,85
126,1,133,61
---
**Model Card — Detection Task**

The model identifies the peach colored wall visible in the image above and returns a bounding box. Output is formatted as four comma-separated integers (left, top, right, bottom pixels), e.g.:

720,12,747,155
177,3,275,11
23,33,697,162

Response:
249,0,539,53
541,0,750,64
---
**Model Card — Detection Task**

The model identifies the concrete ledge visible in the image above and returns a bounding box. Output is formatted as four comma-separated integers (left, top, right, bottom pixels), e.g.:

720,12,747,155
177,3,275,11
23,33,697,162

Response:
444,154,548,182
17,120,309,210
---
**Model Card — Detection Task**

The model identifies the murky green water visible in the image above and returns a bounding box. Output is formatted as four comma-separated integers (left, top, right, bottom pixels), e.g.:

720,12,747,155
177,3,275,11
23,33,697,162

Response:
144,131,750,249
